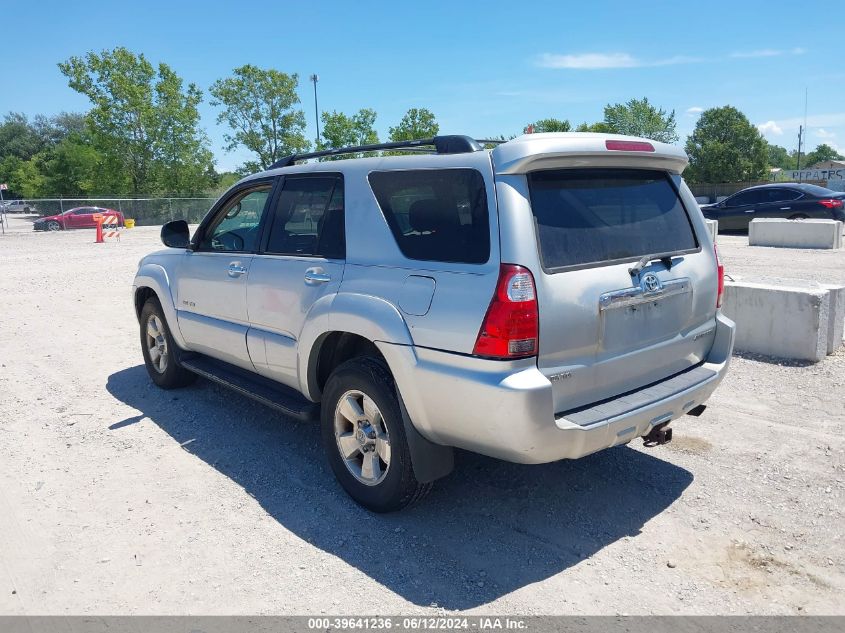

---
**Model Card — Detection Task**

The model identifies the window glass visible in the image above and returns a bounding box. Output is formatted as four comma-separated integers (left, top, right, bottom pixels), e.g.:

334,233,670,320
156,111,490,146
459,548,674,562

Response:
527,168,698,270
73,208,92,215
367,169,489,264
729,190,762,206
764,189,802,203
265,176,345,258
199,186,271,252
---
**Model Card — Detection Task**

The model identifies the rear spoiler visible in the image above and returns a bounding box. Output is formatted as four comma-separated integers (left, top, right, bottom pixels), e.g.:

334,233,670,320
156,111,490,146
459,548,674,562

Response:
491,133,689,175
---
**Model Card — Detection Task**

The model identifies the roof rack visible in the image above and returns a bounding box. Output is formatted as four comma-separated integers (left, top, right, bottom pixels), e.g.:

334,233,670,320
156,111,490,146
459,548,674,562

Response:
269,135,486,169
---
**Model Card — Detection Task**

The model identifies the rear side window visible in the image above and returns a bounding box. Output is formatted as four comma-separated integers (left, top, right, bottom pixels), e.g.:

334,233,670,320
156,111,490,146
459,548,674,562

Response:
527,168,698,271
368,169,490,264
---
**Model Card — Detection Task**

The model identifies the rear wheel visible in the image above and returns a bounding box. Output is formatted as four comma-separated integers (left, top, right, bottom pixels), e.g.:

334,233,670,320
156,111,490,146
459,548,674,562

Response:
321,357,431,512
47,220,61,231
139,297,196,389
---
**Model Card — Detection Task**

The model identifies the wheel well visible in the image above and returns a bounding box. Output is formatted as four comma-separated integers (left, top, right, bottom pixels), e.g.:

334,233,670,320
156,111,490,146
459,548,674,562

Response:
134,287,157,320
313,332,386,397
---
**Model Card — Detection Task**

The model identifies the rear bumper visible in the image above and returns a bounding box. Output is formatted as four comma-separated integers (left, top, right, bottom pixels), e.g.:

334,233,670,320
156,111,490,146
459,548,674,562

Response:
382,312,735,464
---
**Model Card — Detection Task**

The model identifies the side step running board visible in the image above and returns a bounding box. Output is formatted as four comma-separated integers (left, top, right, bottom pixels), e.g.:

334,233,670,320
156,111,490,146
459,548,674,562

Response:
181,356,320,422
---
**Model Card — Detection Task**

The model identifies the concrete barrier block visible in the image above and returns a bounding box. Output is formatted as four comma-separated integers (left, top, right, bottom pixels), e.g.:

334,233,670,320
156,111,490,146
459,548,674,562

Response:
721,281,830,362
749,218,843,249
821,284,845,353
704,219,718,243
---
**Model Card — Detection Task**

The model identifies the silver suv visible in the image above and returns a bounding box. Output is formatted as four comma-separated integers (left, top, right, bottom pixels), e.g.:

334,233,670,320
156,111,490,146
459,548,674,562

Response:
133,133,735,512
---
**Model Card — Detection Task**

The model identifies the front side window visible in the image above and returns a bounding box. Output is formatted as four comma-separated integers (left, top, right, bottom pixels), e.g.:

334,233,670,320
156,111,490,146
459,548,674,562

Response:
368,169,490,264
527,168,698,271
265,176,345,258
198,186,271,252
729,190,761,207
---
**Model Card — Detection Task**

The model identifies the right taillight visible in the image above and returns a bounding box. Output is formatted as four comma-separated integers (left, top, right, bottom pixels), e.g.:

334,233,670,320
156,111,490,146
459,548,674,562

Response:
819,198,844,209
473,264,539,359
715,244,724,308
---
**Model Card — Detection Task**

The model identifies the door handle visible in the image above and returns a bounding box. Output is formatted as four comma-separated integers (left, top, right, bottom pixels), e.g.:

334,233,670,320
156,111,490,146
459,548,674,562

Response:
227,262,247,277
780,207,791,210
304,268,331,284
744,209,755,213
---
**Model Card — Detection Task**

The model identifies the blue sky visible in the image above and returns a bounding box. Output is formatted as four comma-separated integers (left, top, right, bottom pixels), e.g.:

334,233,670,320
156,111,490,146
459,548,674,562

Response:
1,0,842,171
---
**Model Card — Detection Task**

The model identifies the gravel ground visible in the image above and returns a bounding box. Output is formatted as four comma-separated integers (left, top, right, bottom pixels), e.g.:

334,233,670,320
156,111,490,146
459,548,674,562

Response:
0,216,843,615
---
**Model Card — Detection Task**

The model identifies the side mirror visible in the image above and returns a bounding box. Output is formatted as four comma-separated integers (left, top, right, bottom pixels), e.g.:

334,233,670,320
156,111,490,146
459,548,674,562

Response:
161,220,190,249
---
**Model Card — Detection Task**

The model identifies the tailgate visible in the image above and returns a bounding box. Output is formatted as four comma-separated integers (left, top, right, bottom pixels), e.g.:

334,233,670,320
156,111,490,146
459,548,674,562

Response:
493,145,719,414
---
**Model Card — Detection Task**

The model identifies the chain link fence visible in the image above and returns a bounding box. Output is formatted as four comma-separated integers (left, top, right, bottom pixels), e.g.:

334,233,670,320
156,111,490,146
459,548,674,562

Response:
15,197,219,226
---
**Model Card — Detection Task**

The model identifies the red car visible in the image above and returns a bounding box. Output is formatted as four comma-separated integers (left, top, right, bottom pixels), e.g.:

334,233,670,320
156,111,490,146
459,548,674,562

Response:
33,206,125,231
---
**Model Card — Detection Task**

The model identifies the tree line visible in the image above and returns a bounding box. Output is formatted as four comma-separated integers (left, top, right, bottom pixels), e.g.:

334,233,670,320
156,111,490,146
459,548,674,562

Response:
1,47,840,199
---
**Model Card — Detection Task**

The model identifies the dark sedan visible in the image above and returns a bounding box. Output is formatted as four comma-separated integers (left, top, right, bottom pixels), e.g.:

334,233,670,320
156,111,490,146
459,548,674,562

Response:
700,183,845,231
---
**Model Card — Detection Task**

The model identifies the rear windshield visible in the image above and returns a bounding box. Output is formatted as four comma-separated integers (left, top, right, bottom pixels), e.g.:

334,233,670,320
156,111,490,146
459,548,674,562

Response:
527,168,698,271
368,168,490,264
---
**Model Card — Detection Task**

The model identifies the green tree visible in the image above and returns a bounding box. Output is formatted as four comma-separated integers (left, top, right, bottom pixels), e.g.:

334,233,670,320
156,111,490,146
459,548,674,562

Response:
802,143,844,168
575,121,614,133
388,108,439,141
684,106,768,183
317,108,379,159
39,131,103,196
59,47,213,194
10,159,45,198
152,65,214,193
766,143,794,170
602,97,678,143
0,113,44,161
210,65,309,171
524,118,571,133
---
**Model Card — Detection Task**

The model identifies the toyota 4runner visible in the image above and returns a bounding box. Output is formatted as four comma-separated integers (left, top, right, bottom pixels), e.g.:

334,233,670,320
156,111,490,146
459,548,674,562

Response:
133,133,735,512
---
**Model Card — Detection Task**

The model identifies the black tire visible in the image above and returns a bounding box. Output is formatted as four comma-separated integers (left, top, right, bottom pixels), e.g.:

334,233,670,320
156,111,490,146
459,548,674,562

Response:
321,357,431,512
139,297,196,389
47,220,61,231
789,214,809,220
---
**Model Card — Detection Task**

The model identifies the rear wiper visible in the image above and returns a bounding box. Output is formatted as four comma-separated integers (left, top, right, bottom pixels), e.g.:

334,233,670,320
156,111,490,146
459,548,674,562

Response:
628,253,677,278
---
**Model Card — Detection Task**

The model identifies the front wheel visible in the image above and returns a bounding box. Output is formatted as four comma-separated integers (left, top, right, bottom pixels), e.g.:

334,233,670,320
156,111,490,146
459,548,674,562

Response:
47,220,61,231
321,357,431,512
139,297,196,389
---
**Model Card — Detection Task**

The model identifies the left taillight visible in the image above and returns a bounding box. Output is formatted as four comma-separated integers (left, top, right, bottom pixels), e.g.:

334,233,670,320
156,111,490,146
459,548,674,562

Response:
473,264,539,359
714,244,725,308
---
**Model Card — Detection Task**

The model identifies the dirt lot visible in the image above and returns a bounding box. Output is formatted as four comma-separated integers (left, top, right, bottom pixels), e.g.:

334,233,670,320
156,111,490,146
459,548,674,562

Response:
0,216,843,615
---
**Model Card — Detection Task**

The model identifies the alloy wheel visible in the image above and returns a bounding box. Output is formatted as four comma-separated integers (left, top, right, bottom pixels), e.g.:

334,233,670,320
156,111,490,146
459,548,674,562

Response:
145,315,169,374
333,389,391,486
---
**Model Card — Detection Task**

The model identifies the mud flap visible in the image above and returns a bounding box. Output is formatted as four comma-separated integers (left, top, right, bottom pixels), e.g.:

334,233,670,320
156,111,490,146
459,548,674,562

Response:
397,393,455,483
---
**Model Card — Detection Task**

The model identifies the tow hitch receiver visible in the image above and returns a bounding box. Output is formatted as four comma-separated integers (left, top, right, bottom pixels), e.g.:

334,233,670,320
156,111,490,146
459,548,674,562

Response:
643,422,673,447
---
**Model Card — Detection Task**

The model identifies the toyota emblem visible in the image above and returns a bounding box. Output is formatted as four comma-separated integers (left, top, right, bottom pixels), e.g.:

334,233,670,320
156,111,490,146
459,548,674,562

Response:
641,273,662,293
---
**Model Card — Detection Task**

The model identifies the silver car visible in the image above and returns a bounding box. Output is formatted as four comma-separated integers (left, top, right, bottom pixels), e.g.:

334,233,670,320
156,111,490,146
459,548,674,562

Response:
132,133,735,512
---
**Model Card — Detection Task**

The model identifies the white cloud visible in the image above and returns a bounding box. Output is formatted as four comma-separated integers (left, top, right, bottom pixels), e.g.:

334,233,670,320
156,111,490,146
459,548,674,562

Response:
816,128,836,139
730,47,807,58
535,52,706,70
686,106,704,116
731,49,781,58
536,53,639,69
758,120,784,135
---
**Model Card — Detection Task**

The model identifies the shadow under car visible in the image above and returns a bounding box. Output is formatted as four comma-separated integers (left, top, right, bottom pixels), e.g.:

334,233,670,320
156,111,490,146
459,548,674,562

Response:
106,364,693,610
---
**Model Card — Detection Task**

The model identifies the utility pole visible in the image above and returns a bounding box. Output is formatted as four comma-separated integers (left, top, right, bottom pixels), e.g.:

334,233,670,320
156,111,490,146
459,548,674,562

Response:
796,125,803,179
310,74,320,145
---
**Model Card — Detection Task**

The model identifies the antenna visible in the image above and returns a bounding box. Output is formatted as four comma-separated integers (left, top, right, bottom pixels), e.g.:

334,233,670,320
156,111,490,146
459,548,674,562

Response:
310,74,320,144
